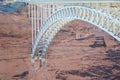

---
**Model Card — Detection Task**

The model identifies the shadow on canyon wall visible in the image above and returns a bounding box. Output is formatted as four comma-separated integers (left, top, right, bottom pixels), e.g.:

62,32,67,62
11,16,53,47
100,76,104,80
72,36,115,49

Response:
55,49,120,80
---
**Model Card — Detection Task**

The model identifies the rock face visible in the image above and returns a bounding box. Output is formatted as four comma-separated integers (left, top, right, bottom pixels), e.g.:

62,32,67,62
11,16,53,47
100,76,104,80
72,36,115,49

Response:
44,20,120,80
0,12,120,80
0,13,32,80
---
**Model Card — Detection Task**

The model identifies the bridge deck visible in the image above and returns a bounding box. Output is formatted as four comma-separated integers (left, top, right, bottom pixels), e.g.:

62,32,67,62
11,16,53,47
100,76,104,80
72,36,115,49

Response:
22,0,120,3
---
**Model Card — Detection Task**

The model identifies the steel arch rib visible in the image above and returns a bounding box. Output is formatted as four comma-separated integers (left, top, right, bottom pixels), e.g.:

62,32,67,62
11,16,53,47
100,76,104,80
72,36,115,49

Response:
32,6,120,59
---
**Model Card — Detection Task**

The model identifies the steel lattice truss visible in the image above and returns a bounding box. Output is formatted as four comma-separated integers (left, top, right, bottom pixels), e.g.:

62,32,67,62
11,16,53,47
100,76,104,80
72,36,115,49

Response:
21,0,120,78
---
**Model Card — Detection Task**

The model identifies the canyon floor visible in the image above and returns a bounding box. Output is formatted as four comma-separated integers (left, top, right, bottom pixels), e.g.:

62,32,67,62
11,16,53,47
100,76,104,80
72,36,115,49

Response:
0,11,120,80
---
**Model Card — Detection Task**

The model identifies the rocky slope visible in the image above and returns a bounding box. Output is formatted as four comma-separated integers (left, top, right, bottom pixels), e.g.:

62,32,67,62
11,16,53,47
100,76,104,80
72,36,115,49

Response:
0,11,120,80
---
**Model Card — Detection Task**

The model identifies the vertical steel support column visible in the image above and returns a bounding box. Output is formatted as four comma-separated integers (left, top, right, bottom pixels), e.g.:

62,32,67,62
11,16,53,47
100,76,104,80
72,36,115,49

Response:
44,5,47,22
41,5,43,27
107,3,110,14
101,16,104,27
52,4,54,14
28,4,30,18
42,6,44,25
37,4,40,33
38,5,41,30
48,4,51,17
47,5,49,19
34,4,37,39
31,4,34,45
96,3,98,9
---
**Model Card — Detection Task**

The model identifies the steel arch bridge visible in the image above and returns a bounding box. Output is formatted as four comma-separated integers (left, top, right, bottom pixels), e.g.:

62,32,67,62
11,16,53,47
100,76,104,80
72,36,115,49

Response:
32,6,120,65
21,0,120,74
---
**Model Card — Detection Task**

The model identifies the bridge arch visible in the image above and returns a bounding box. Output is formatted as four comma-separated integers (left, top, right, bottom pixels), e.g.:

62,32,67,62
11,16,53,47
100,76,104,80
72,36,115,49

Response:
32,6,120,62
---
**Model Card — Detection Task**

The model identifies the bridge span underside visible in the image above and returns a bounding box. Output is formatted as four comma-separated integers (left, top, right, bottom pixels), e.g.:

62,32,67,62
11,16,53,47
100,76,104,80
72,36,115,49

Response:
27,2,120,72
